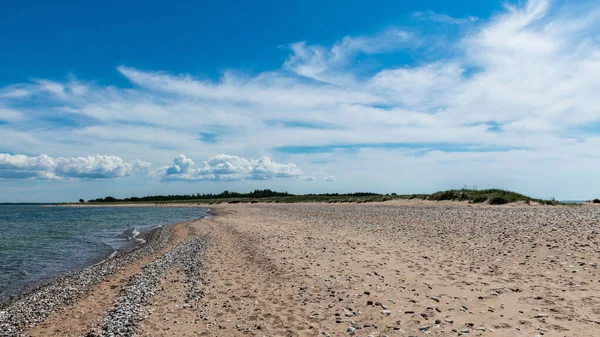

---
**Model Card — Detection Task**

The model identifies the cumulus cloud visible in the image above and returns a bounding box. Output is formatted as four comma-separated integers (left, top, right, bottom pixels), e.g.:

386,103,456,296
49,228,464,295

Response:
162,154,303,181
0,153,145,180
166,155,195,175
301,172,336,182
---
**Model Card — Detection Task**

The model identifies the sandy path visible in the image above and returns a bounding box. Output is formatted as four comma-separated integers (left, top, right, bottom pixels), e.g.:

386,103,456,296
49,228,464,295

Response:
138,201,599,336
23,221,194,337
137,210,300,336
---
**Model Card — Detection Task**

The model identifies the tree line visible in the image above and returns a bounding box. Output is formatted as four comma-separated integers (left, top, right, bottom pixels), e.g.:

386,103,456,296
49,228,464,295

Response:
85,190,385,203
87,189,293,202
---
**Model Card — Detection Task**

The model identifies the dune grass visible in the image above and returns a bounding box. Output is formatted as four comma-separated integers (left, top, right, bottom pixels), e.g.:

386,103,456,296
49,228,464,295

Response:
423,188,558,205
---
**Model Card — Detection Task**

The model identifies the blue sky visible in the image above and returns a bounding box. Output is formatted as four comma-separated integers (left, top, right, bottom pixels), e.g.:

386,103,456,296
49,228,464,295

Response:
0,0,501,85
1,0,599,202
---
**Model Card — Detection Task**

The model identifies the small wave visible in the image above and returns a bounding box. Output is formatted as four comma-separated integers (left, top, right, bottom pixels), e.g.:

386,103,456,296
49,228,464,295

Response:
118,227,146,244
91,250,118,266
131,228,146,244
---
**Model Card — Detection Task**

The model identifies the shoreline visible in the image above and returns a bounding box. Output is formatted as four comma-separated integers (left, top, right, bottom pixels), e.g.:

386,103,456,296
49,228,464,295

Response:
2,202,599,336
0,206,212,305
0,215,204,336
57,203,211,208
0,225,158,306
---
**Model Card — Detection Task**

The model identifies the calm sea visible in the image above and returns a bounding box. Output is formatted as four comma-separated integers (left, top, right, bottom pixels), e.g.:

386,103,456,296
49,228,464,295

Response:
0,205,207,303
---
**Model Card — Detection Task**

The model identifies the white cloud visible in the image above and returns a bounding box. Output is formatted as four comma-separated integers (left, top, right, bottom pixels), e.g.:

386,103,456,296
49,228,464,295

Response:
0,107,24,122
0,0,600,199
300,171,336,182
0,87,30,99
161,154,303,181
0,153,144,180
284,29,411,84
33,80,67,98
166,155,195,175
414,11,479,25
369,62,464,109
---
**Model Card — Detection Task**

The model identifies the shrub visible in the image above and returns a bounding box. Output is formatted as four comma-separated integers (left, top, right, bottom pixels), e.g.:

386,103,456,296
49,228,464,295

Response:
593,199,600,204
431,190,458,201
471,196,487,203
489,196,509,205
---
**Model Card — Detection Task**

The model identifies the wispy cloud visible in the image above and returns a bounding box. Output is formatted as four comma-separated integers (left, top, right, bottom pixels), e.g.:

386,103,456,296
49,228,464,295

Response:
414,11,479,25
0,0,599,198
284,29,412,84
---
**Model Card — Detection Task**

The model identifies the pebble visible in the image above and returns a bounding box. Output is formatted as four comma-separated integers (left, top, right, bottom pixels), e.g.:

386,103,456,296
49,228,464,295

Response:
0,225,177,336
97,235,209,336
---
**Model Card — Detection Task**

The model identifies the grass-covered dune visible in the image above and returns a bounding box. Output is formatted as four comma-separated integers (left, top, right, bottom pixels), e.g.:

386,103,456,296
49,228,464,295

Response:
79,189,560,205
424,188,559,205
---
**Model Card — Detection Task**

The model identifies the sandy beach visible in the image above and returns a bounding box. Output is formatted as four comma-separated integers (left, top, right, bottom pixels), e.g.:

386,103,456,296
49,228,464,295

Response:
2,200,599,336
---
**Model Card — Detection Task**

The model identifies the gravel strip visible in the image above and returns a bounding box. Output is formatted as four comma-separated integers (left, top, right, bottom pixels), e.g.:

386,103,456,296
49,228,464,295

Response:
93,235,208,337
0,223,178,336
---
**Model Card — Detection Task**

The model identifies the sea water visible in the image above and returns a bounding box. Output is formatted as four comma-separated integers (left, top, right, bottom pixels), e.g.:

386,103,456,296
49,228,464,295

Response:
0,205,207,303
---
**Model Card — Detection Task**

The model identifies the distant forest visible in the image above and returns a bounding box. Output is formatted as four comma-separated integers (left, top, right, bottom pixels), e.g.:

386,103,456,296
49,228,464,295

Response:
86,189,382,203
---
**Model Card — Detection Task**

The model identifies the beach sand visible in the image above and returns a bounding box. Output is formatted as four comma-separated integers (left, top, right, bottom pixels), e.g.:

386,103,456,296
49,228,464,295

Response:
4,201,599,336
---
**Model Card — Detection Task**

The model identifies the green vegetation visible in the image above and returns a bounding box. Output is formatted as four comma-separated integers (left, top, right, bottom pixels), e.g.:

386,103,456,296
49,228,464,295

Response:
82,188,561,205
593,198,600,204
425,188,559,205
87,189,293,203
86,190,395,204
